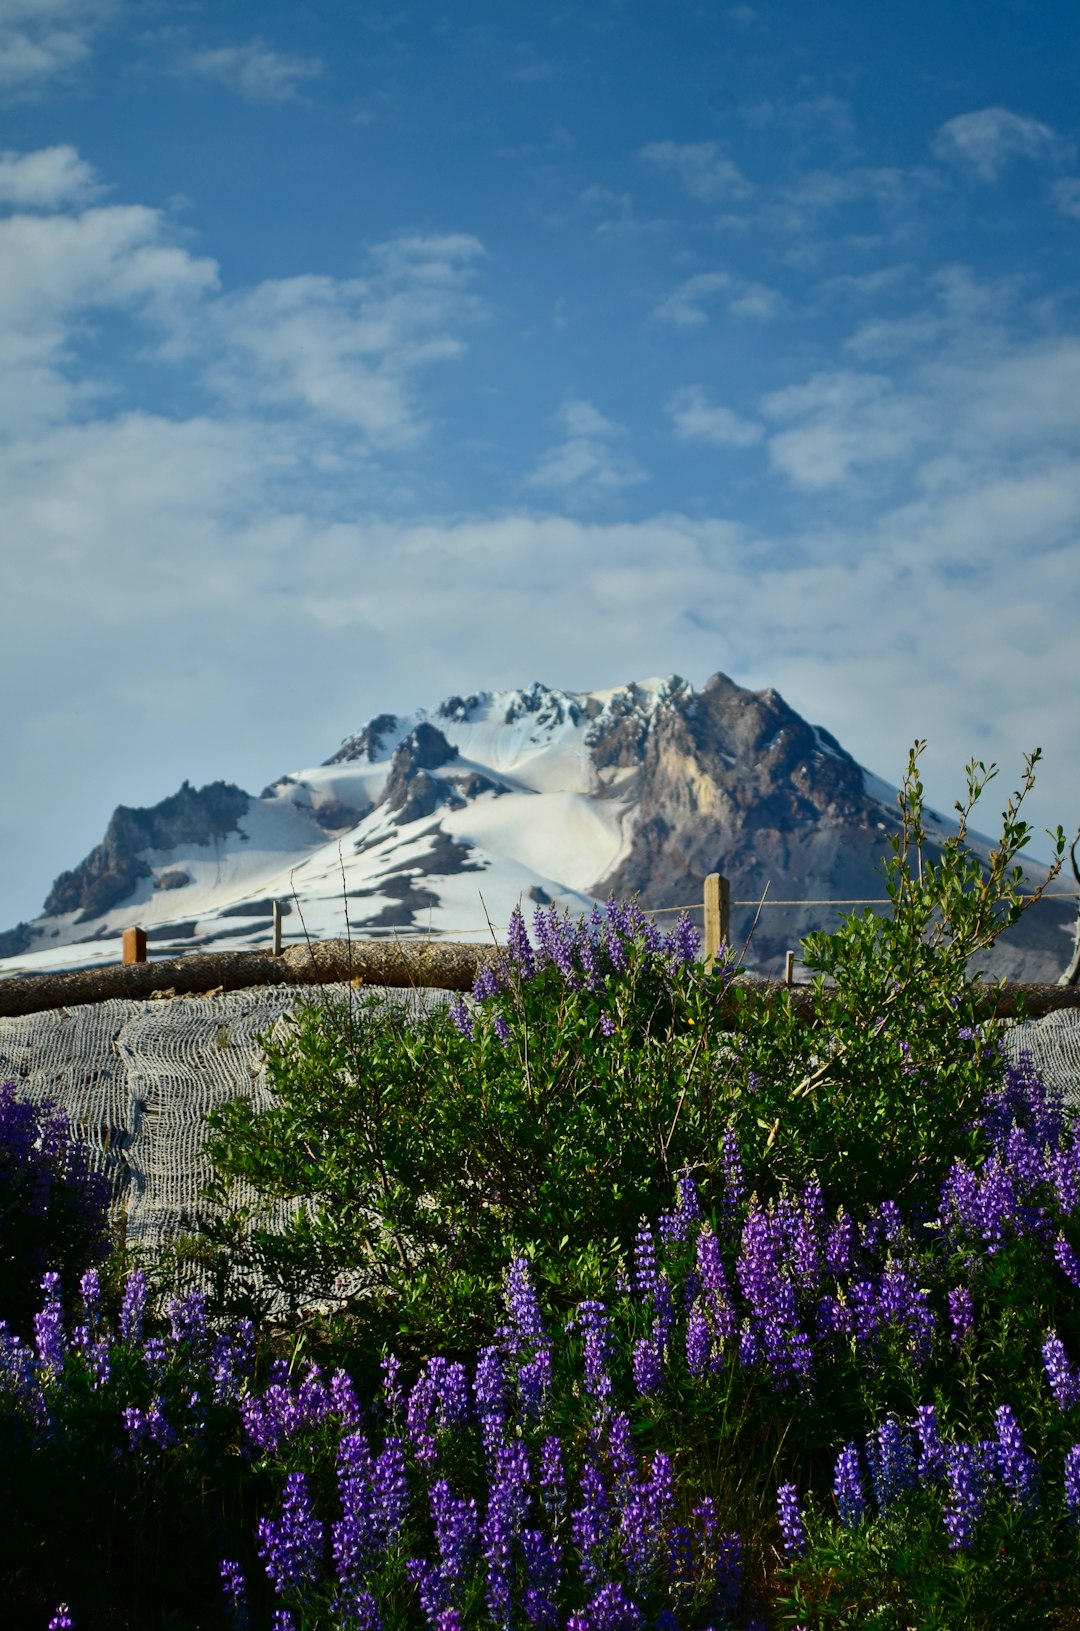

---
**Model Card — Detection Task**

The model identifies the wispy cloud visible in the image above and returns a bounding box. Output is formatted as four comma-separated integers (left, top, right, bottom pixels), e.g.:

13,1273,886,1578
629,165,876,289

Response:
666,385,764,448
760,370,930,490
638,140,753,202
932,107,1070,181
176,37,324,103
527,398,648,499
206,234,487,445
1053,177,1080,219
0,0,111,96
0,153,486,452
654,270,782,327
0,143,102,207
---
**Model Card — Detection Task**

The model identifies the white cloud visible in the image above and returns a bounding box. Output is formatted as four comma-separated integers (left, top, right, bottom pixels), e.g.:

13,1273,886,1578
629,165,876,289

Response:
527,398,648,498
207,234,486,444
654,270,782,327
666,385,764,448
176,37,324,102
0,159,486,452
0,195,218,432
0,0,110,95
0,143,101,207
1053,177,1080,219
932,107,1068,181
638,140,753,202
653,272,731,328
760,370,930,489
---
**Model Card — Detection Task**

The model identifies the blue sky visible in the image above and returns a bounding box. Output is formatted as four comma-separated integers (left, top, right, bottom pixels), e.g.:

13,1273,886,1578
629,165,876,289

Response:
3,0,1079,930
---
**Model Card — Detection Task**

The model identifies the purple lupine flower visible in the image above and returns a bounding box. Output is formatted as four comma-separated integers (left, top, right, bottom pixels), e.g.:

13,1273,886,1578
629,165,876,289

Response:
720,1128,746,1209
632,1335,663,1396
371,1437,409,1543
329,1368,362,1425
258,1472,324,1595
1054,1234,1080,1290
995,1405,1040,1510
943,1443,991,1550
599,1012,618,1037
833,1444,866,1528
521,1526,562,1626
571,1461,612,1588
431,1478,480,1596
947,1285,974,1346
505,1256,546,1343
168,1289,208,1351
665,1522,695,1598
848,1279,878,1347
449,999,475,1041
381,1353,404,1422
492,1013,512,1045
47,1611,74,1631
333,1431,375,1588
270,1613,297,1631
407,1558,450,1628
606,1412,637,1491
34,1273,66,1376
696,1229,736,1344
483,1439,531,1630
776,1482,807,1557
662,912,700,969
122,1397,179,1453
1064,1445,1080,1522
518,1347,552,1422
1043,1331,1080,1411
713,1530,743,1619
210,1321,257,1405
539,1436,566,1520
572,1301,614,1402
475,1345,507,1456
119,1270,147,1345
220,1560,249,1630
914,1405,945,1483
865,1420,916,1514
472,965,503,1002
506,906,537,978
685,1307,711,1378
619,1451,674,1586
584,1581,644,1630
825,1212,857,1276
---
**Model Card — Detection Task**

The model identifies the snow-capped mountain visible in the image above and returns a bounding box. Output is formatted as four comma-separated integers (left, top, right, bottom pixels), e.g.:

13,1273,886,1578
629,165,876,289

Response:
0,674,1071,980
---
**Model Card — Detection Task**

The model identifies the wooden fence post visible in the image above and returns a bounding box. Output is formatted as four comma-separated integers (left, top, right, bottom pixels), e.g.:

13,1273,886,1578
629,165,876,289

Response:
703,874,730,971
122,927,147,965
271,901,283,957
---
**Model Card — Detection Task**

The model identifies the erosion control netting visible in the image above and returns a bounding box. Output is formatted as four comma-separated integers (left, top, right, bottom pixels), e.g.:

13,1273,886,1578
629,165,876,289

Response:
0,983,451,1257
1,986,1079,1257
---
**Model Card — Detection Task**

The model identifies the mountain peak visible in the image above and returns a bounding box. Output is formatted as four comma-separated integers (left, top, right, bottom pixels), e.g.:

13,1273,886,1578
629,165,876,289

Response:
2,672,1070,981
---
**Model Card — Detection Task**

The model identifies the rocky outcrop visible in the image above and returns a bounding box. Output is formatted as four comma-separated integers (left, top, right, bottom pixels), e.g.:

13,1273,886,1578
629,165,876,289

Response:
323,713,399,765
595,674,908,966
44,781,251,922
381,724,460,824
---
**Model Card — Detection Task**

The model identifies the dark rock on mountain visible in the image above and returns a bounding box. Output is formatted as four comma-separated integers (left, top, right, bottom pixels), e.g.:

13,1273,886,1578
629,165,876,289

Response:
44,781,251,922
382,725,460,823
324,713,399,765
154,870,191,891
0,922,36,959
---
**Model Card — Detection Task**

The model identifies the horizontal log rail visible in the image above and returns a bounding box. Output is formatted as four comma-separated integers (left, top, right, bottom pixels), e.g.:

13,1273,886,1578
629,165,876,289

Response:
2,935,1080,1023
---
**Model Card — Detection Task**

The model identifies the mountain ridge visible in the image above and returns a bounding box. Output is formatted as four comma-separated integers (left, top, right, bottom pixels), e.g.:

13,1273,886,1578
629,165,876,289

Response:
1,673,1072,981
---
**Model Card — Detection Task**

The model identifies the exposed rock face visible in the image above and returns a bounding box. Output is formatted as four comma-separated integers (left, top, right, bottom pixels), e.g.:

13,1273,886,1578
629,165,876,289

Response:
324,713,399,766
0,922,35,959
44,781,251,922
595,674,908,966
382,724,460,823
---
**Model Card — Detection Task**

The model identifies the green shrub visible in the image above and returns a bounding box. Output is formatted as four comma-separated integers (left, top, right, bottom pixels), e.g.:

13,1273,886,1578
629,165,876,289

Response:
200,904,731,1363
720,743,1066,1210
